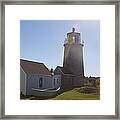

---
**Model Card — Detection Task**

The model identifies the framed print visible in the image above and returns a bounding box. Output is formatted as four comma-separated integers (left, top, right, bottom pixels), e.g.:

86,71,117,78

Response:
0,0,120,119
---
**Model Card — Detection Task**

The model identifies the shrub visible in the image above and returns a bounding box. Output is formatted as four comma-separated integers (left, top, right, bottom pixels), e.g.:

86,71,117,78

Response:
80,86,99,94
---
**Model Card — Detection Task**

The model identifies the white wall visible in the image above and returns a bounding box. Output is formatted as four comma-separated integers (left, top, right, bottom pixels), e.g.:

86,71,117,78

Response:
25,74,61,96
43,76,53,89
52,75,61,89
20,67,26,95
26,74,52,95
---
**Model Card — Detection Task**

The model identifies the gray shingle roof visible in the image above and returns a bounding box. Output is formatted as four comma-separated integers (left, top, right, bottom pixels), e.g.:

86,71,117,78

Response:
20,59,51,75
55,66,74,75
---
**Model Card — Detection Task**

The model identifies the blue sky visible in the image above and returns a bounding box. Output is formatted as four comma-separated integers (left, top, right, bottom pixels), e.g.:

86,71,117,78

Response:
20,20,100,77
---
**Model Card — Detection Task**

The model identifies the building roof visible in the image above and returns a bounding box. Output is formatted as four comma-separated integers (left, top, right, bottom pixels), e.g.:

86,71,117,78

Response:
20,59,51,75
55,66,75,76
56,66,64,73
67,28,80,35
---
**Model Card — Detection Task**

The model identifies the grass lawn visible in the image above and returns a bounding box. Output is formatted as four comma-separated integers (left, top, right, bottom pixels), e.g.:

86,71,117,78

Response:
51,88,100,100
21,87,100,100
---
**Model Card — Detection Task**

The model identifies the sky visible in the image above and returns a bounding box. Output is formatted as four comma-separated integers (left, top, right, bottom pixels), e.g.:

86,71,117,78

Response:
20,20,100,77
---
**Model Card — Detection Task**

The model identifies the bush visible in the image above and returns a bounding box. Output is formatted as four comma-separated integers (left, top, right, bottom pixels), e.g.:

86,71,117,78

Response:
79,86,99,94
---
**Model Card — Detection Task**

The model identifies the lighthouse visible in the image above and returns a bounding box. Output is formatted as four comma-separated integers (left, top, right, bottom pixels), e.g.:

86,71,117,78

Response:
54,28,84,89
63,28,84,77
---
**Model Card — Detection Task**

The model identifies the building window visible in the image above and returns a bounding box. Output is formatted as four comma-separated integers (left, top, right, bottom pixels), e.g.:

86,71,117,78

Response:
39,78,43,88
57,79,59,84
54,79,56,86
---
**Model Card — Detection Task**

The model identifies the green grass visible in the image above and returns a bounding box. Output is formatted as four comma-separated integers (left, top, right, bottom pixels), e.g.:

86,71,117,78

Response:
51,88,100,100
21,87,100,100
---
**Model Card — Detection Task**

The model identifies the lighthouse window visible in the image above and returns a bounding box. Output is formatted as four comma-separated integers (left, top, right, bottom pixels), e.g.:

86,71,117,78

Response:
73,36,75,40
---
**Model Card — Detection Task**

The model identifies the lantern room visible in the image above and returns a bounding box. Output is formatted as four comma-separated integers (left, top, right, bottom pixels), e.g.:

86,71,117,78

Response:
65,28,82,44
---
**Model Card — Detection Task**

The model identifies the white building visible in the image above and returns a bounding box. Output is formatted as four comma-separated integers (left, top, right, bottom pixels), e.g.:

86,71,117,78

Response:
20,59,61,96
